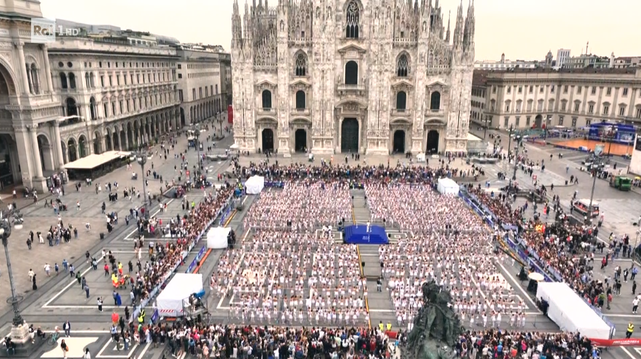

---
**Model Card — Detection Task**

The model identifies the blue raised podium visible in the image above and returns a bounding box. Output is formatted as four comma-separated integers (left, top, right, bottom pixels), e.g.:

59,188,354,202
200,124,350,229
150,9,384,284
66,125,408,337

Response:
344,224,389,245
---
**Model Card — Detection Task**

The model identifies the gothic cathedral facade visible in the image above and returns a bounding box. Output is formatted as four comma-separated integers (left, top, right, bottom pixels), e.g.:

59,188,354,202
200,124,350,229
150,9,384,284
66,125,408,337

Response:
231,0,475,155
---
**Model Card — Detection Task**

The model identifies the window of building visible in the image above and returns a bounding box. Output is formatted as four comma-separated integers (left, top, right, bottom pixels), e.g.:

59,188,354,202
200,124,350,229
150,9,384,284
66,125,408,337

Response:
103,103,108,117
199,87,202,99
586,118,592,126
563,85,568,94
108,75,112,87
396,54,409,77
574,101,580,112
551,85,555,93
603,105,609,115
504,117,509,127
529,86,533,93
505,101,510,112
518,86,522,94
515,117,520,127
295,53,307,76
177,64,181,69
192,89,196,100
636,107,641,119
577,86,582,94
588,103,594,114
116,75,120,86
619,106,626,116
526,116,531,126
492,86,496,94
178,74,182,79
506,86,511,94
179,90,183,102
345,0,360,39
623,88,629,96
571,117,577,127
561,101,566,111
539,86,543,93
606,87,612,95
558,116,564,126
591,86,597,95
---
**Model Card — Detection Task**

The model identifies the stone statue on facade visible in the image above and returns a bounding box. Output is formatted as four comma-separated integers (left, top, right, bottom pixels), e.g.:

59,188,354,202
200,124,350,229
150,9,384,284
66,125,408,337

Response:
402,280,464,359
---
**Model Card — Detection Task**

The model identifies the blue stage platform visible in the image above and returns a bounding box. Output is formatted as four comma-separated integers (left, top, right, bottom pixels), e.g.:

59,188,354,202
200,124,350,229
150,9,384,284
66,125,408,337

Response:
344,225,389,245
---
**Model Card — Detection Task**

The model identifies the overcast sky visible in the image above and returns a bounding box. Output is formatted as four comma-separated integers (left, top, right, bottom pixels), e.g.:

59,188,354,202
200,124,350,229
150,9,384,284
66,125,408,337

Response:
40,0,639,61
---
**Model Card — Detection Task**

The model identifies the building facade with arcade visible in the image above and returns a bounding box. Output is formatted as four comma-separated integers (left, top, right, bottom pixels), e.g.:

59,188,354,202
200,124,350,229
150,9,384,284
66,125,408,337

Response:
0,1,192,192
230,0,475,155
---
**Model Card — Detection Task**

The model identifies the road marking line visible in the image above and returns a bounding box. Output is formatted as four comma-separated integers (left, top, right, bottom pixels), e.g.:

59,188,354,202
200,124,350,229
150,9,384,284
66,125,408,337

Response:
494,259,538,309
368,309,394,313
42,255,105,308
621,347,637,359
96,339,139,358
137,342,151,359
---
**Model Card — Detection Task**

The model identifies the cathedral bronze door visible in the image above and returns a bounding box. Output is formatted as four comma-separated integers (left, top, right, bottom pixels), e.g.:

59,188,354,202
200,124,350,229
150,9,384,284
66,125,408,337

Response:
427,130,439,154
295,129,307,152
262,128,274,153
393,130,406,153
341,118,359,153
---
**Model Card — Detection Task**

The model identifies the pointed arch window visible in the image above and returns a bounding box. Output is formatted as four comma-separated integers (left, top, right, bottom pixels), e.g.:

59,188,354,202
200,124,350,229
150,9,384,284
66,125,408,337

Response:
397,54,409,77
345,0,360,39
295,53,307,77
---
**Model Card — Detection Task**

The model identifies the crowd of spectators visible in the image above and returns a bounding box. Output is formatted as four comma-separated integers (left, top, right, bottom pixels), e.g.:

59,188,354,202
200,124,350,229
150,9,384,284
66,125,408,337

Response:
123,185,234,305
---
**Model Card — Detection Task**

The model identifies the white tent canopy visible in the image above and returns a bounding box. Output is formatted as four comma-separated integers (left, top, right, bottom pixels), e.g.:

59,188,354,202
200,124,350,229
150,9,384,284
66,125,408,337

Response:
206,227,231,249
536,282,612,339
437,178,459,196
156,273,203,317
245,175,265,194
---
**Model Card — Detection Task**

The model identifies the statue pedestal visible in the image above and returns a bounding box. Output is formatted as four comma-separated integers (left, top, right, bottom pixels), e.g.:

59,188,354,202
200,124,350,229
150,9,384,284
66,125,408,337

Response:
10,323,30,344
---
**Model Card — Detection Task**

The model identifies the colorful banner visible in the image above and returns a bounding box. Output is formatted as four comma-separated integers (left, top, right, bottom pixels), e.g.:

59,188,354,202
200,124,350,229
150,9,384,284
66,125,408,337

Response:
589,338,641,347
228,105,233,124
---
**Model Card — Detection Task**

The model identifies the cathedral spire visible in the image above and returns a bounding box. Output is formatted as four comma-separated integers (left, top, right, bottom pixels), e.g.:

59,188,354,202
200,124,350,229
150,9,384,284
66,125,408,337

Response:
453,0,464,49
445,10,451,43
463,0,475,51
232,0,243,48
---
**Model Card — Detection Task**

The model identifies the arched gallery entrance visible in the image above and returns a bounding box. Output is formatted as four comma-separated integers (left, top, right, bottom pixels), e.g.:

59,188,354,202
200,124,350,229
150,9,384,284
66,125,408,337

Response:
261,128,274,153
535,114,543,128
294,129,307,152
426,130,439,154
341,118,359,153
392,130,405,153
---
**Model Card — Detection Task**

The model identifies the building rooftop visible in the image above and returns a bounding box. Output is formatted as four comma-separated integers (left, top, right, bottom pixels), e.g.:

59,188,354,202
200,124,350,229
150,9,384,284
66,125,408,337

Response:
483,67,637,75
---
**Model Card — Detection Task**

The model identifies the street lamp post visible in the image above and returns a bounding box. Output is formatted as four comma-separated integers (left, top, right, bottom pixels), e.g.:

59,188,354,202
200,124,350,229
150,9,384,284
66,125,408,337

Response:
194,127,201,181
135,151,149,217
503,125,514,176
512,135,523,181
0,219,24,327
586,163,599,225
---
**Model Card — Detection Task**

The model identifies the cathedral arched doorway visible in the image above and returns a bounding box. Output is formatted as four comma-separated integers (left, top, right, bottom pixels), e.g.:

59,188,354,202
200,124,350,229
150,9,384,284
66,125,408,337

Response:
393,130,406,154
535,114,543,128
427,130,439,154
295,129,307,152
341,118,359,153
261,128,274,153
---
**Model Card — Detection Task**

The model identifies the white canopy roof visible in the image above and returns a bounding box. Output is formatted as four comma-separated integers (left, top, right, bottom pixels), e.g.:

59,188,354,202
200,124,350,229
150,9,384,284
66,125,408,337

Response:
64,151,131,170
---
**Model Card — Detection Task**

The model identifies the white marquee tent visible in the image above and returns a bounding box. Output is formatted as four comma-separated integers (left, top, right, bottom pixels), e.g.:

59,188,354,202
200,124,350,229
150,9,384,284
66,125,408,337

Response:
245,175,265,194
437,178,459,196
156,273,203,317
536,282,612,339
206,227,231,249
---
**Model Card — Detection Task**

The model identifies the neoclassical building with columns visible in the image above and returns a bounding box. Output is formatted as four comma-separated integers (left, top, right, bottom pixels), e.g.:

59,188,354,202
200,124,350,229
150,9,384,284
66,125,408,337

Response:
231,0,475,155
0,1,207,192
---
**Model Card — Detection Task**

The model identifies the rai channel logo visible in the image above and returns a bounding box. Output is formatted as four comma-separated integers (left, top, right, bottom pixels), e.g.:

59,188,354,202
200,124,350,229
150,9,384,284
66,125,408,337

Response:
31,18,80,44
